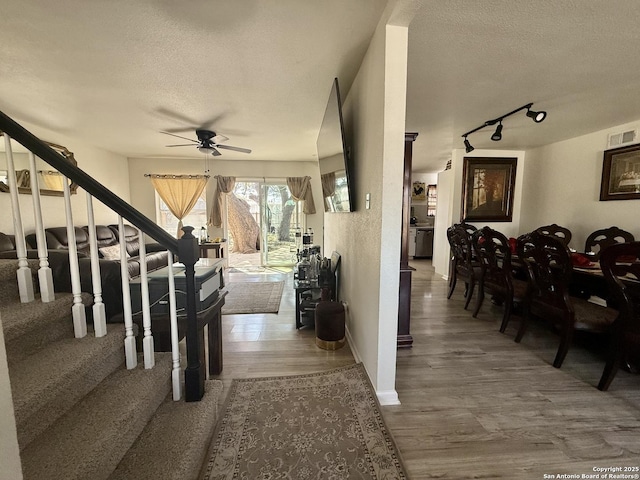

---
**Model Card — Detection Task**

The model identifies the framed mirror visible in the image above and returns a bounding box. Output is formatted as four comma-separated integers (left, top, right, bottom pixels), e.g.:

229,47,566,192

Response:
0,134,78,196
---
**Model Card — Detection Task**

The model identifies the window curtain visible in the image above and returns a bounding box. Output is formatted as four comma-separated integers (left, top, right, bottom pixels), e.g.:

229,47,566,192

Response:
320,172,336,211
209,175,236,227
286,176,316,214
149,174,209,238
39,171,65,191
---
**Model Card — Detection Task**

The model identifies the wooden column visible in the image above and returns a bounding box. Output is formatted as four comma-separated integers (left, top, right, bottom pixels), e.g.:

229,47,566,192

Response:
398,133,418,348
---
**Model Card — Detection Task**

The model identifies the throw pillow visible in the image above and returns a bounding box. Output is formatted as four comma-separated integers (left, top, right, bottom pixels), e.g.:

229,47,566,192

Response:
99,244,129,261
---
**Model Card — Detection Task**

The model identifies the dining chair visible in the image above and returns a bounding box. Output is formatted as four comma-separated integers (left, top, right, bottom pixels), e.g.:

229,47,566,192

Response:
534,223,572,247
446,224,482,309
584,226,635,260
597,241,640,390
471,227,529,333
515,231,617,368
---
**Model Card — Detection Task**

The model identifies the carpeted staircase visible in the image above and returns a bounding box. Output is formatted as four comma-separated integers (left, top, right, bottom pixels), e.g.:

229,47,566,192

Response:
1,259,223,480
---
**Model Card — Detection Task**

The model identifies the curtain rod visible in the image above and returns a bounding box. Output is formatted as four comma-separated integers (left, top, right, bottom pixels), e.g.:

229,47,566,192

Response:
144,174,210,178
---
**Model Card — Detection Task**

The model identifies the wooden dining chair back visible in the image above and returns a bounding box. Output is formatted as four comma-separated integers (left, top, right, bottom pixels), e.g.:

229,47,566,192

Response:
446,224,481,309
515,231,617,368
597,241,640,390
471,227,529,332
584,226,635,260
534,224,572,247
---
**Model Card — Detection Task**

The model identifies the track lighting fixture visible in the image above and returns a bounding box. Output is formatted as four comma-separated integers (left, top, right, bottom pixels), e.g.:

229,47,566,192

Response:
461,102,547,150
491,122,503,141
463,137,474,153
526,107,547,123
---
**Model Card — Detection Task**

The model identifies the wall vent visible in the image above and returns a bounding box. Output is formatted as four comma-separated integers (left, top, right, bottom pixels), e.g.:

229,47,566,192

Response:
607,129,637,149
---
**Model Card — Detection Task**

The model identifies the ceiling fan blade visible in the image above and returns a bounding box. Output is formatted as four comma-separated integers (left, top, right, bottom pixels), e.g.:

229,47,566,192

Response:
160,131,198,143
213,134,229,143
216,144,252,154
211,147,222,156
166,143,196,147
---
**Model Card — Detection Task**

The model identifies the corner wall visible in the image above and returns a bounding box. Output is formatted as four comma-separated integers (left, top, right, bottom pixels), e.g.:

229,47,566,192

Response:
0,318,22,480
324,21,409,404
433,148,526,277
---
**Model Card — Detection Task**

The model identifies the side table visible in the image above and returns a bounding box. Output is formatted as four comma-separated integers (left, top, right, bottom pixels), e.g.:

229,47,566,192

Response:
199,241,226,259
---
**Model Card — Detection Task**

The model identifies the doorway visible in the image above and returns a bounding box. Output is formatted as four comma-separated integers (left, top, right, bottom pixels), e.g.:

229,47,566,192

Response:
226,179,303,268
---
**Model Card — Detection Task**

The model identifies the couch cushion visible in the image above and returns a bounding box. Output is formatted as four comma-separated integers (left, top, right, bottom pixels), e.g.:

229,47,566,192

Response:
45,227,91,256
0,232,15,252
92,225,118,249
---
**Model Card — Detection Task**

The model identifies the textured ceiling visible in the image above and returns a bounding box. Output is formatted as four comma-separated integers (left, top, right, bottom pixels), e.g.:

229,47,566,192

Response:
2,1,640,172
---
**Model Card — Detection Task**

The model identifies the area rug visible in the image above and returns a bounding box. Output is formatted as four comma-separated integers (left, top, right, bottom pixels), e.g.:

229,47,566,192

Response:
200,363,408,479
221,281,284,314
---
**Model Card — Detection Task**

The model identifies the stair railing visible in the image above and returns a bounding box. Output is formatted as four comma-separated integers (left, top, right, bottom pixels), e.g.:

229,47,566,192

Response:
0,110,208,402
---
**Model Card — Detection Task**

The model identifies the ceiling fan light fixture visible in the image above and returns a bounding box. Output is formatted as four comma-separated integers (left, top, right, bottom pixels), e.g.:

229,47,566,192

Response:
198,145,214,154
491,122,503,141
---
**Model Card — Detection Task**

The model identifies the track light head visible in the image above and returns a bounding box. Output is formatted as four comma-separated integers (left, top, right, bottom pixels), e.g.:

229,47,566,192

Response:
491,123,503,141
464,137,474,153
526,108,547,123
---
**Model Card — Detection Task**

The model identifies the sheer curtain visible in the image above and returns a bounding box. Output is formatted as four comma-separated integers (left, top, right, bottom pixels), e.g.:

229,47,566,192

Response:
286,176,316,214
149,174,209,238
209,175,236,227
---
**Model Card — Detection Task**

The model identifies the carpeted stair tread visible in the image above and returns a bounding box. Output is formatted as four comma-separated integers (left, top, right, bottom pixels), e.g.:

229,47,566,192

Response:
10,324,126,449
110,380,224,480
0,292,88,344
2,293,88,365
21,352,173,480
0,258,38,300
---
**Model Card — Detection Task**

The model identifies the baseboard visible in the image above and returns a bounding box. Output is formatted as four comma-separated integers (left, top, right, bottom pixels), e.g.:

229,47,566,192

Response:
344,324,361,364
376,390,400,406
345,324,401,406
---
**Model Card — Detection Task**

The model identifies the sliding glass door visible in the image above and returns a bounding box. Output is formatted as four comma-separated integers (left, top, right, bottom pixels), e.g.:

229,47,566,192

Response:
227,179,303,267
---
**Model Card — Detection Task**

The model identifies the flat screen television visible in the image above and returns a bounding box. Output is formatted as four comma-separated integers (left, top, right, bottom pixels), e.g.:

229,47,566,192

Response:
316,77,354,212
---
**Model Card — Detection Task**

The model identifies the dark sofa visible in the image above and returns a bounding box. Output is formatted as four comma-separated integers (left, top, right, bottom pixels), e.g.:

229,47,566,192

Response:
0,231,73,292
25,225,169,321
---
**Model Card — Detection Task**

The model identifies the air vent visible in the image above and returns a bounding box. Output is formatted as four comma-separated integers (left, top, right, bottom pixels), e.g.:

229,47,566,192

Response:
607,129,637,149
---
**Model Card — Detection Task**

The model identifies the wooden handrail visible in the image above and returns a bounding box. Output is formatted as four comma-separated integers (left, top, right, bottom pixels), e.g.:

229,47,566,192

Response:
0,110,178,254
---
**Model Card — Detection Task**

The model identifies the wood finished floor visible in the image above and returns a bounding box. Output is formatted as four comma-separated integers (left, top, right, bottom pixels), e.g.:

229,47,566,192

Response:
212,262,640,479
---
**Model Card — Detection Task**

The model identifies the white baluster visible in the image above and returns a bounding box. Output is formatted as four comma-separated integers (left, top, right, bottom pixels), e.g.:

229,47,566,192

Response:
168,251,181,400
137,227,154,369
85,195,106,337
119,216,137,369
28,151,54,302
63,177,87,338
3,134,34,303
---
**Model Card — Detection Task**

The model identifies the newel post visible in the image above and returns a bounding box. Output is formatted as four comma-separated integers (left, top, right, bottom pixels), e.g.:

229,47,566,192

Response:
179,226,205,401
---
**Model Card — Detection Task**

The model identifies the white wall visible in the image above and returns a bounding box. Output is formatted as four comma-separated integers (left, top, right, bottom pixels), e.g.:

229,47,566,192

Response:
520,120,640,250
324,21,409,404
127,157,324,249
0,318,22,480
0,122,130,234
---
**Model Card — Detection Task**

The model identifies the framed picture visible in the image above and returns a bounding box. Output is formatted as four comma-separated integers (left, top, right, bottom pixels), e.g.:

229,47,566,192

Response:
600,144,640,201
412,181,426,201
461,157,517,222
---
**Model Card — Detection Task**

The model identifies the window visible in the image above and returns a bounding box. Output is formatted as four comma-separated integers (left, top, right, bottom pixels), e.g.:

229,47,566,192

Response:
155,191,208,237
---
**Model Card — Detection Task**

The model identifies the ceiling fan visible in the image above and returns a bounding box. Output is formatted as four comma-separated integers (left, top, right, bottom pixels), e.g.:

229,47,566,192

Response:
161,129,251,156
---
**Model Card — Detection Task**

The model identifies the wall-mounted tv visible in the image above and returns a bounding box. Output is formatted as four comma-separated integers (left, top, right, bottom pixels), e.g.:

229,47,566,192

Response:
316,77,354,212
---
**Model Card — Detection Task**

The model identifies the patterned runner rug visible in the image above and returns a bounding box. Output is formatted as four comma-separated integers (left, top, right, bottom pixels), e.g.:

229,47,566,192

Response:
221,280,284,314
200,364,408,479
